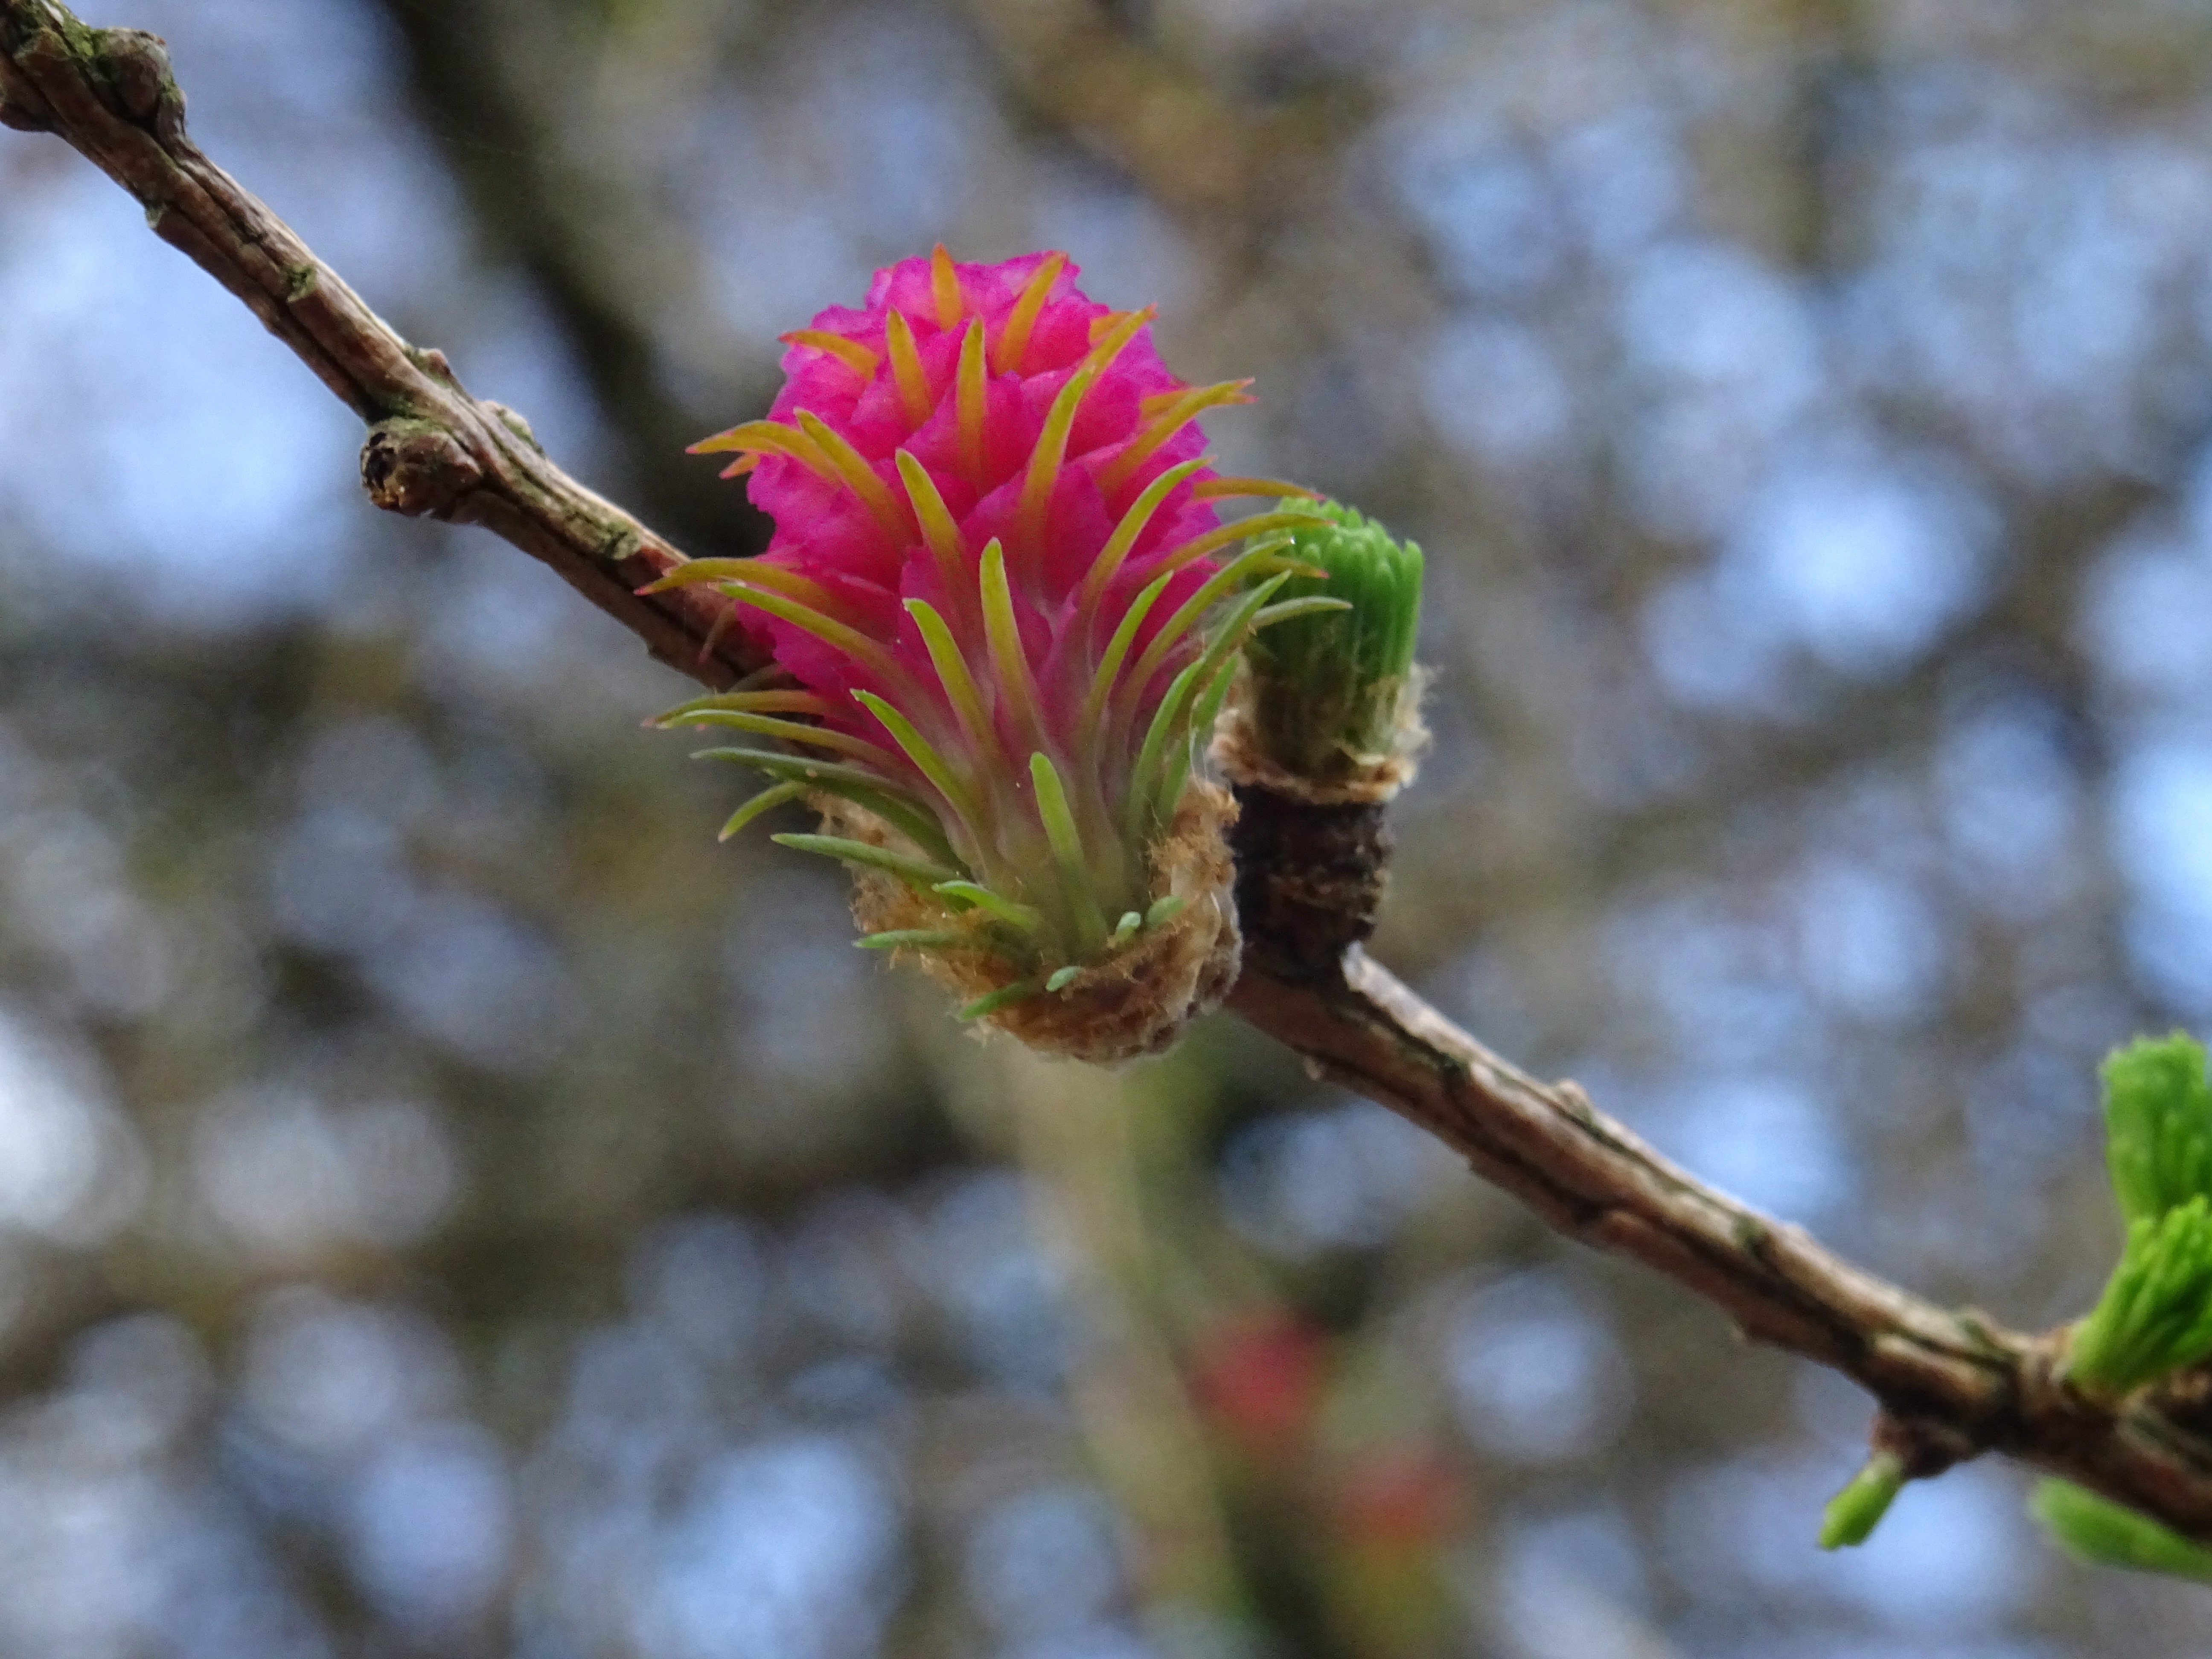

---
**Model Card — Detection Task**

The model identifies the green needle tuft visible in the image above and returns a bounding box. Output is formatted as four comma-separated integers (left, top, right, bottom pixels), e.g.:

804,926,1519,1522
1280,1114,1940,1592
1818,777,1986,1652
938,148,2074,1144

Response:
2067,1194,2212,1394
2103,1033,2212,1226
2066,1034,2212,1397
2032,1481,2212,1582
1240,496,1425,785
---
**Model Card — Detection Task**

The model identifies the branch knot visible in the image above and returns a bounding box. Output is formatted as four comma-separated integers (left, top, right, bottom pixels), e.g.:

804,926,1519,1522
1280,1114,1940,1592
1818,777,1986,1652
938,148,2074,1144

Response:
1871,1408,1979,1481
361,418,483,519
93,28,175,130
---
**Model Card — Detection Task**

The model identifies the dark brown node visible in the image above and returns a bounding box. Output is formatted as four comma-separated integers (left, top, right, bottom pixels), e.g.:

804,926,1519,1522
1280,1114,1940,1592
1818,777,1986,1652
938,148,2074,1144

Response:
1228,782,1391,979
1871,1409,1979,1482
2149,1362,2212,1443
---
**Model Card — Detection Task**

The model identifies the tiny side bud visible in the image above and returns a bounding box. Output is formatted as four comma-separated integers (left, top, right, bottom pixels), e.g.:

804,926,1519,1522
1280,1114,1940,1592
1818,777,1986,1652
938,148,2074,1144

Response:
361,419,483,519
1818,1451,1904,1549
95,29,175,125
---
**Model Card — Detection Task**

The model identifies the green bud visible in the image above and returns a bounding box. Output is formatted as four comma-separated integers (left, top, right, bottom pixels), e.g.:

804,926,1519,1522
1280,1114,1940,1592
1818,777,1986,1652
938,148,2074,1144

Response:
1818,1452,1905,1549
2067,1193,2212,1395
1241,497,1424,786
2102,1033,2212,1226
2030,1480,2212,1582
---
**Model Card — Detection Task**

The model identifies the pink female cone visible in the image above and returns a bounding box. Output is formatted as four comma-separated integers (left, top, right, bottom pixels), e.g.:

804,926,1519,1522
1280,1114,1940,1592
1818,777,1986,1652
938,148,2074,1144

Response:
655,247,1331,1060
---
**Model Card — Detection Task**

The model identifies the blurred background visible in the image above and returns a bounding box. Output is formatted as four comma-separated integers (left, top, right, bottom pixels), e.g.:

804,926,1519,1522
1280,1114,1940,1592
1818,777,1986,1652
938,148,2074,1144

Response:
3,0,2212,1651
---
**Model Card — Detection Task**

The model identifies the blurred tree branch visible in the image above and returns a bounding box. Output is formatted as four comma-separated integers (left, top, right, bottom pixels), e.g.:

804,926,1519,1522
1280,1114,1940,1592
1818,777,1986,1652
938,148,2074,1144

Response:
12,0,2212,1551
369,0,774,562
953,0,1368,227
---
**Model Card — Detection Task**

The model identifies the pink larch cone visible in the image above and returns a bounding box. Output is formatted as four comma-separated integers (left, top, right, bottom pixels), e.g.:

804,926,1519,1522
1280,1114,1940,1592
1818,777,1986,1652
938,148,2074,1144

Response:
652,247,1335,1061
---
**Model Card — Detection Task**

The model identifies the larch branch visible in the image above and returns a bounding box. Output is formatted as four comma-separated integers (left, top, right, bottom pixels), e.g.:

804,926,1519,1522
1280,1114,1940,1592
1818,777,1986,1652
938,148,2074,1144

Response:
12,0,2212,1548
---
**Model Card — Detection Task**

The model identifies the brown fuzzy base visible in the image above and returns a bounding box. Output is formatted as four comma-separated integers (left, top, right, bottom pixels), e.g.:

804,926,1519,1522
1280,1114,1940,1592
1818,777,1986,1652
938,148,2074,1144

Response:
833,783,1243,1065
1213,668,1431,806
